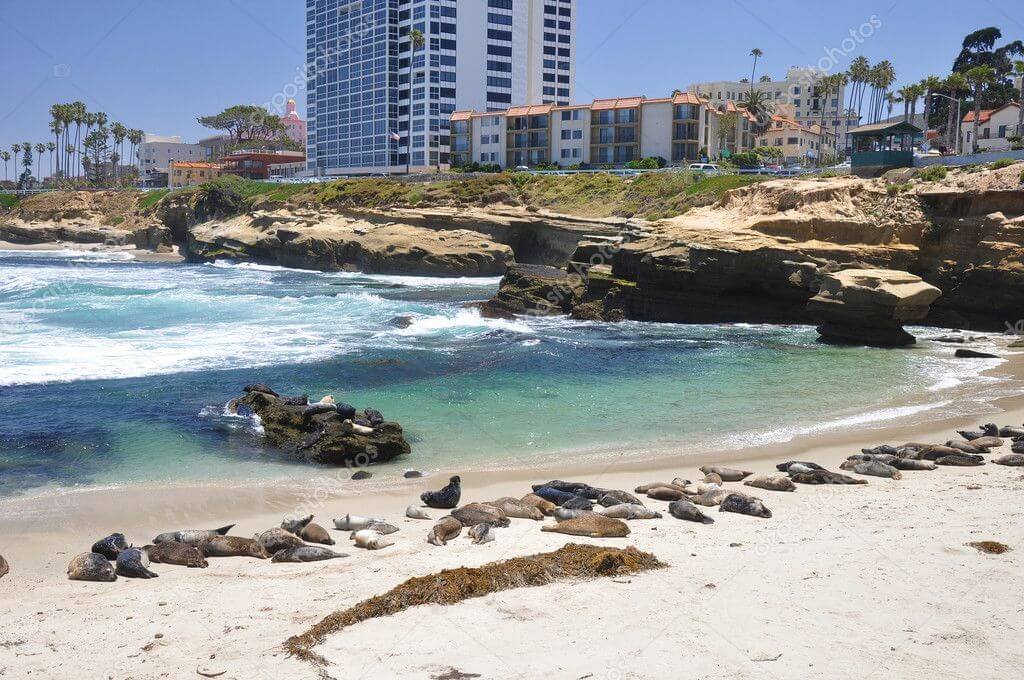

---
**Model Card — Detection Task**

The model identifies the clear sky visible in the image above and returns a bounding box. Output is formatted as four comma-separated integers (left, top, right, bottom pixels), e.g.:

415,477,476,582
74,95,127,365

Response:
1,0,1021,146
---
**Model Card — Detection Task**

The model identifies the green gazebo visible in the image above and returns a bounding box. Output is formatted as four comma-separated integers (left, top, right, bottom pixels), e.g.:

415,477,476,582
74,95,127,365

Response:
849,120,922,177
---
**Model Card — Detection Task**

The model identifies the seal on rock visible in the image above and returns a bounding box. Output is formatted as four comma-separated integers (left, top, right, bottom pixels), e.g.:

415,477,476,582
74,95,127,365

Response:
451,503,510,528
719,493,772,519
597,503,662,520
244,383,279,397
352,530,394,550
775,461,824,472
790,470,868,485
485,497,544,521
281,515,314,535
299,522,335,546
520,493,557,516
116,548,158,579
468,523,495,544
421,476,461,509
67,553,117,582
333,514,386,531
144,541,208,568
993,454,1024,466
699,465,753,482
541,512,630,538
406,505,431,520
199,536,269,559
153,525,235,546
272,546,346,562
743,475,796,492
91,533,129,560
427,516,462,546
668,500,715,524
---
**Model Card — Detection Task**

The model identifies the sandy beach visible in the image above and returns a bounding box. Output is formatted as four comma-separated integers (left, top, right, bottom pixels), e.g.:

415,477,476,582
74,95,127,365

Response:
0,347,1021,679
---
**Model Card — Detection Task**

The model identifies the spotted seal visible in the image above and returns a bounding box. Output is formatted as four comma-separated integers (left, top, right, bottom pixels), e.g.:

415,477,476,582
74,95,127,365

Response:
957,424,1000,440
541,512,630,538
597,490,644,507
597,503,662,520
281,515,314,534
520,493,557,516
271,546,346,562
690,488,734,507
485,497,544,521
353,522,399,536
115,548,158,579
468,523,495,544
333,514,387,531
427,516,462,546
144,541,208,568
775,461,824,472
153,525,235,546
936,454,985,467
299,522,335,546
743,475,796,492
668,500,715,524
67,553,117,582
553,507,589,522
352,530,394,550
406,505,431,520
645,486,687,501
91,533,129,560
255,528,306,554
421,476,461,509
890,458,937,471
451,503,510,528
993,454,1024,466
790,470,868,485
840,460,902,479
719,493,772,519
199,536,269,559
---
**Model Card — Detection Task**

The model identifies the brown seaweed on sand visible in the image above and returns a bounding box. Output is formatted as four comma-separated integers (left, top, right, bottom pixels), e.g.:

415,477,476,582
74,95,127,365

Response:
284,543,664,667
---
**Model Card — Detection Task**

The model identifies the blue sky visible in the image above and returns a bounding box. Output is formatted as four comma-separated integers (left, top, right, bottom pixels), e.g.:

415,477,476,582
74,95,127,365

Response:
1,0,1021,146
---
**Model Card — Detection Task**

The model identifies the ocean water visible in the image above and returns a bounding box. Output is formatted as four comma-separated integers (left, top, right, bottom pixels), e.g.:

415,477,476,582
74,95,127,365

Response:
0,249,1008,497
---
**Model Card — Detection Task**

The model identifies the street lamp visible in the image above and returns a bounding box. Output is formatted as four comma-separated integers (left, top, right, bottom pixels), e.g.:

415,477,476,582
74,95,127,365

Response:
930,92,962,155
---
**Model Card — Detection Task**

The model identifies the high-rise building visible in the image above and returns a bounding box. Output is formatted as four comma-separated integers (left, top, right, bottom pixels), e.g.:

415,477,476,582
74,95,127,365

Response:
304,0,577,176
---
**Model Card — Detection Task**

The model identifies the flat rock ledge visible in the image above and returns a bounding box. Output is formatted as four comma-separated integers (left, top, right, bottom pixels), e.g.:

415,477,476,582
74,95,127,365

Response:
233,386,411,466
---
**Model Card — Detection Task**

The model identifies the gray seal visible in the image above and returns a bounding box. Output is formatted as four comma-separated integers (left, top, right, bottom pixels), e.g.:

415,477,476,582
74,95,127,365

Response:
743,475,796,492
255,528,306,554
598,490,644,507
468,523,495,544
890,458,937,471
451,503,510,528
67,553,117,582
553,507,589,522
272,546,347,562
790,470,867,485
936,454,985,467
775,461,824,472
405,505,431,520
281,515,314,534
993,454,1024,466
116,548,158,579
153,524,234,546
719,493,772,519
668,500,714,524
840,460,902,479
91,533,129,560
598,503,662,520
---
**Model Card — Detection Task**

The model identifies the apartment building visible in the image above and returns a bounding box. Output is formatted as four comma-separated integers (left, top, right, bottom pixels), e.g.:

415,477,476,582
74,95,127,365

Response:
689,67,859,152
304,0,576,176
138,134,205,182
451,92,725,168
168,161,222,189
755,115,837,164
962,102,1022,152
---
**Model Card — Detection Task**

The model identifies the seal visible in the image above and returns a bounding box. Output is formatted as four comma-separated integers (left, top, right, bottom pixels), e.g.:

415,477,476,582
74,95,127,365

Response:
1014,440,1024,454
699,465,752,482
352,530,395,550
743,475,796,492
848,461,902,479
243,383,279,397
847,453,899,466
532,486,576,506
890,458,937,471
199,536,269,559
116,548,158,579
999,426,1024,438
945,440,987,454
300,522,335,546
561,495,594,511
957,424,1000,440
271,546,346,562
351,470,372,480
701,473,723,486
303,403,337,419
965,436,1003,450
915,445,970,461
403,470,424,479
532,480,604,499
281,515,314,535
597,490,644,507
451,503,510,528
790,470,868,485
67,553,117,582
541,513,630,538
597,503,662,520
668,500,715,524
350,522,399,538
427,516,462,546
520,493,557,516
256,529,306,554
719,493,772,519
406,505,431,520
690,488,734,507
775,461,824,472
485,497,544,521
91,533,129,560
468,523,495,544
333,514,386,531
935,454,985,466
993,454,1024,466
153,525,235,546
144,541,208,568
553,507,589,522
345,420,375,435
364,408,385,426
0,554,8,579
645,486,687,502
634,481,687,494
861,445,900,457
421,475,462,509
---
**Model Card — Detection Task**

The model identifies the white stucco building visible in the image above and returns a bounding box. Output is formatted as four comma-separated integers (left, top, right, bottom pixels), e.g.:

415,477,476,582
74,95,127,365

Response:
961,102,1022,152
138,134,206,182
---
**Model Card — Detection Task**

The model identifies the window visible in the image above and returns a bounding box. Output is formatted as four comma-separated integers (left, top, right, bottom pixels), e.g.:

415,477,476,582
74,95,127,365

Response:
998,125,1007,138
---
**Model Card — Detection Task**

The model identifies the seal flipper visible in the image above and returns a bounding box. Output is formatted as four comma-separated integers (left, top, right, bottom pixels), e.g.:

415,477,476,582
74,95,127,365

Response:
215,524,235,536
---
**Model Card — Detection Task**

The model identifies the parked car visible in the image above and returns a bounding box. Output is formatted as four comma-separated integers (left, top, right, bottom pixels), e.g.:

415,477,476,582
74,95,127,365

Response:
514,165,530,172
688,163,722,174
830,161,852,170
737,167,777,175
774,166,805,177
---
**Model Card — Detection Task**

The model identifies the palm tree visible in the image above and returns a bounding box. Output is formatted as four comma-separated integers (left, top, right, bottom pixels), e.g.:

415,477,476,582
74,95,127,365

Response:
128,129,143,174
10,144,21,175
70,101,86,179
49,105,64,178
21,142,33,182
1014,60,1024,138
405,28,425,174
111,122,127,183
886,92,901,120
919,75,942,130
897,86,914,121
0,151,10,182
749,48,763,93
966,65,996,153
874,61,896,122
47,141,56,179
738,89,775,133
943,72,968,152
34,143,46,181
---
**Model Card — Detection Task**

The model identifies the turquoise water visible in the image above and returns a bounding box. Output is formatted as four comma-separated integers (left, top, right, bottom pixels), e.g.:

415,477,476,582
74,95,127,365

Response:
0,250,1001,496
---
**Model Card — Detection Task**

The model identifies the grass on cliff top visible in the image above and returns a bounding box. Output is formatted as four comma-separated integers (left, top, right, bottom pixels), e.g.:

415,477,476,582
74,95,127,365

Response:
0,193,19,209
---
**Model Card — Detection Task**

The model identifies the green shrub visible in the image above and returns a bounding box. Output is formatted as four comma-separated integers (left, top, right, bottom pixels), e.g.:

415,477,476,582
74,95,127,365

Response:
916,165,947,182
0,193,20,209
990,157,1018,170
886,182,912,196
195,176,250,218
730,152,762,168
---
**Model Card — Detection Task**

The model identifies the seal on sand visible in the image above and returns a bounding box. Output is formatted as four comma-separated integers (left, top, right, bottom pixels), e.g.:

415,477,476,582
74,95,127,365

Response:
993,454,1024,466
936,454,985,467
67,553,117,582
406,505,431,520
485,497,544,521
255,529,305,554
645,486,687,501
719,493,772,519
743,475,796,492
775,461,824,472
353,522,399,536
116,548,158,579
427,516,462,546
957,424,1000,440
597,503,662,520
634,481,687,494
451,503,510,528
553,507,589,522
520,493,557,516
299,522,335,546
690,488,734,507
91,533,129,560
352,530,394,550
597,490,644,507
840,460,902,479
561,495,594,511
0,555,8,579
199,536,269,559
144,541,208,568
421,476,461,509
541,513,629,538
963,436,1003,450
790,470,868,485
468,523,495,544
890,458,937,471
333,514,386,531
668,500,715,524
153,525,235,546
281,515,314,535
532,486,576,505
532,480,604,499
699,465,753,482
271,546,346,562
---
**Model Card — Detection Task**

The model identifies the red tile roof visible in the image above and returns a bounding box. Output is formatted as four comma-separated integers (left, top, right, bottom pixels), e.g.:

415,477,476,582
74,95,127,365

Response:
506,104,554,116
450,110,473,122
592,96,644,110
962,102,1020,123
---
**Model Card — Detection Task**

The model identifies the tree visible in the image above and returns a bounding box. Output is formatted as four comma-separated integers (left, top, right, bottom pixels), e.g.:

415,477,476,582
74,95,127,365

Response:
49,105,64,178
47,141,56,179
34,143,46,180
128,129,143,171
749,48,763,93
943,72,968,151
110,122,127,183
70,101,86,180
738,89,775,133
920,75,943,129
966,65,996,152
0,151,10,182
10,144,20,174
759,75,771,82
1014,60,1024,138
83,128,112,185
953,27,1024,108
197,105,289,150
717,110,740,155
405,28,426,173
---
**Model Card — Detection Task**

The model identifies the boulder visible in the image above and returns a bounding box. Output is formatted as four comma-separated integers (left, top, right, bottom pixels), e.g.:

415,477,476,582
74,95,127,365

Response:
477,263,585,318
806,269,941,346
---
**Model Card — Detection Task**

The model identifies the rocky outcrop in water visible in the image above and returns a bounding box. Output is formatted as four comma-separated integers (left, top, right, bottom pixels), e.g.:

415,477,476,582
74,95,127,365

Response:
233,386,411,466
